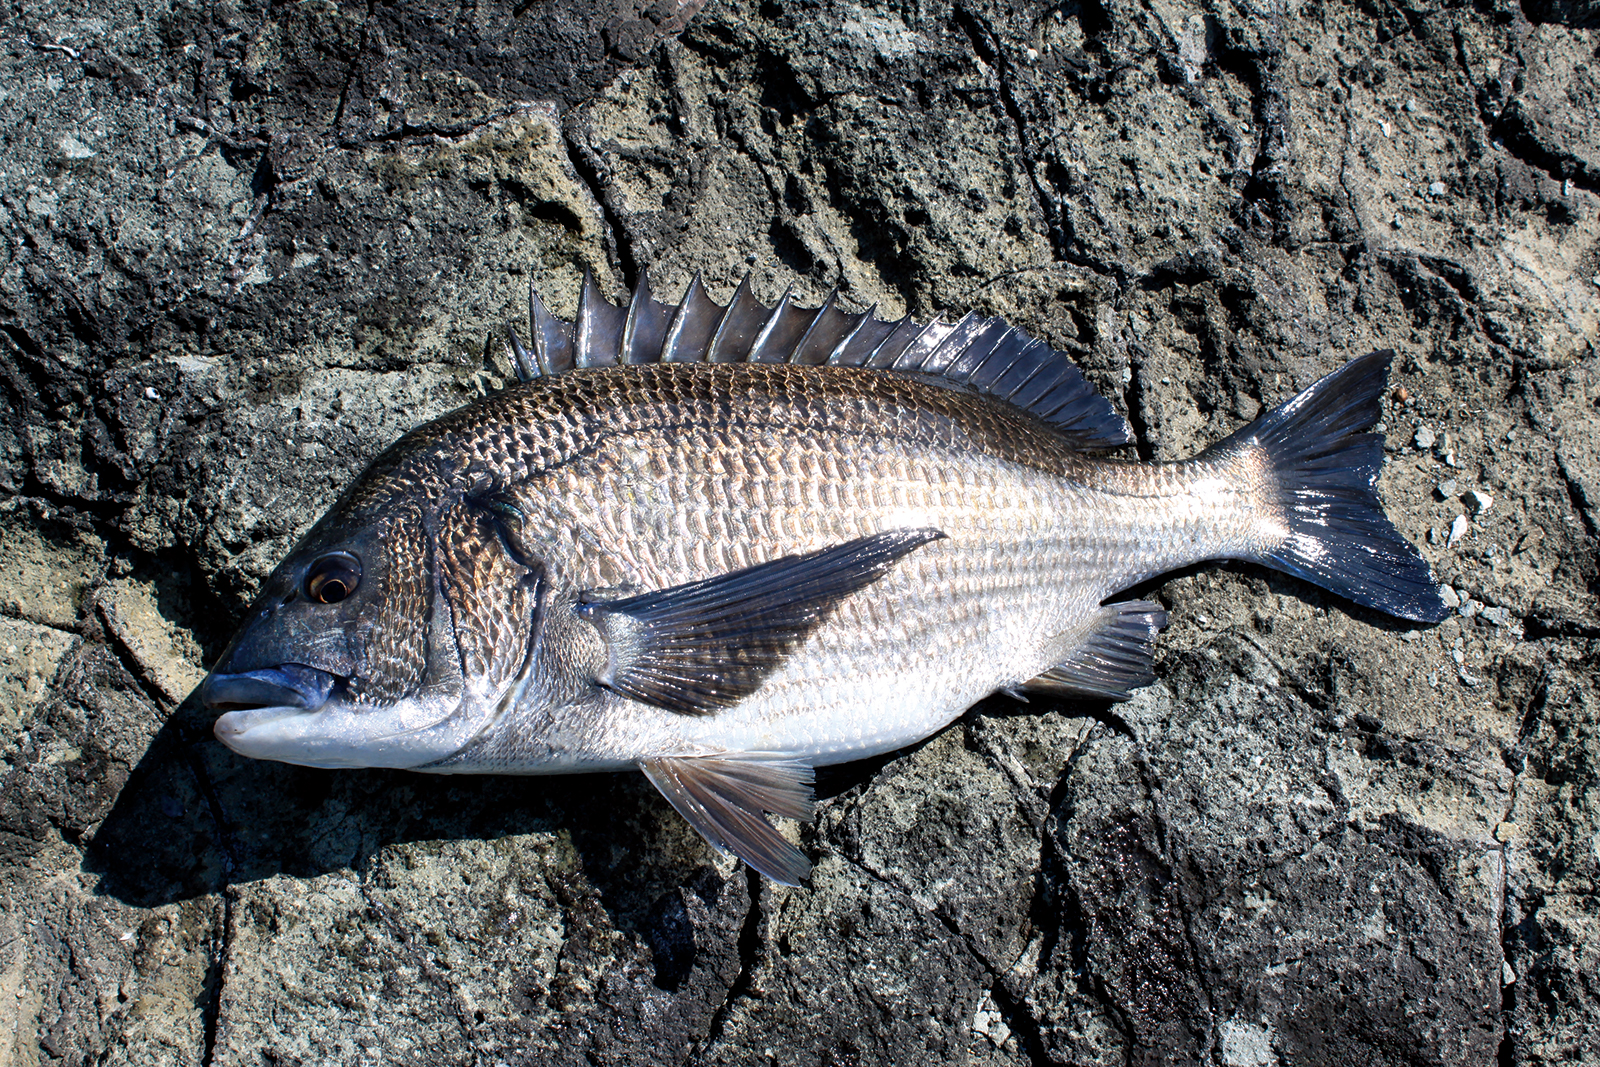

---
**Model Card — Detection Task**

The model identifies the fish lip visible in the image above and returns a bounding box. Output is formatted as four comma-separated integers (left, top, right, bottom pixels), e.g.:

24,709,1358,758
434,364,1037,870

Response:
200,663,338,712
211,689,482,770
212,704,302,747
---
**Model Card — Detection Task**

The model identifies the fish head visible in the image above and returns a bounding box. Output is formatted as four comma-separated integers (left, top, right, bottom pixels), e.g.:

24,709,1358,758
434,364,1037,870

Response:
202,496,535,770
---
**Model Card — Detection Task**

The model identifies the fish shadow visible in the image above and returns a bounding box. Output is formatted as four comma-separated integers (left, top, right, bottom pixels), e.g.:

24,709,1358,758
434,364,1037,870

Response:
83,690,740,938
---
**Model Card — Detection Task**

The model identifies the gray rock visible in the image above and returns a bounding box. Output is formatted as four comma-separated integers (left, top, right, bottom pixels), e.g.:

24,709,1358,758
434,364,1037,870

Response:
3,0,1598,1063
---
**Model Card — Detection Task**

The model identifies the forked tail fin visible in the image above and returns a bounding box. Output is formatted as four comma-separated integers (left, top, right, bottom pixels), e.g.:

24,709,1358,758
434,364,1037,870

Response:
1207,350,1448,623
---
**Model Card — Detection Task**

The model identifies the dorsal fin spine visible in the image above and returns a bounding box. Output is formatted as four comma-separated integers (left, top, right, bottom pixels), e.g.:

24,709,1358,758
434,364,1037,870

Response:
661,271,709,363
914,312,983,376
706,274,755,364
876,316,945,369
529,282,572,374
621,269,653,365
576,269,599,369
940,313,992,375
824,303,877,365
789,289,838,364
505,328,536,382
748,286,795,363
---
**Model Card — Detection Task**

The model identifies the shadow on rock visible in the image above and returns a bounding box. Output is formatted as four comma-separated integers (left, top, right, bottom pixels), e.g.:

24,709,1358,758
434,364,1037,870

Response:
82,688,722,938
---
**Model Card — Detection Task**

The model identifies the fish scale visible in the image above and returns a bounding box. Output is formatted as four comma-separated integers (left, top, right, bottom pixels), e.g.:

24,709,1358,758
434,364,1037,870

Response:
203,273,1446,886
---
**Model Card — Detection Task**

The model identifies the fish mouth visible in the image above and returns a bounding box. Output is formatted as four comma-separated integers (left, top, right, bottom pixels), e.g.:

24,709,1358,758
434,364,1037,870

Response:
201,663,338,713
206,666,483,770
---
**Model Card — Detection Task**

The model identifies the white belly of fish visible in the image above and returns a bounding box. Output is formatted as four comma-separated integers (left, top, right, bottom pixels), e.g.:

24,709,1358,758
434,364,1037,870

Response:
467,535,1113,773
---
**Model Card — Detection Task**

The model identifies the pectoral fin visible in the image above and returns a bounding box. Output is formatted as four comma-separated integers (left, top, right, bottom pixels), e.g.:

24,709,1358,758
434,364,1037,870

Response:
1021,599,1168,701
579,528,944,715
640,756,815,886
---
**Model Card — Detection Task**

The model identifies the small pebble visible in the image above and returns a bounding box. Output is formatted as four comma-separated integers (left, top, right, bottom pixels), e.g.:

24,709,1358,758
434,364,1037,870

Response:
145,386,160,400
1447,513,1469,547
1451,646,1466,665
1439,585,1461,609
1504,962,1517,985
1413,425,1436,450
1404,98,1418,113
1466,489,1494,516
1427,527,1442,545
1427,181,1446,197
1436,479,1459,499
1460,599,1482,619
1381,120,1393,136
1481,605,1512,627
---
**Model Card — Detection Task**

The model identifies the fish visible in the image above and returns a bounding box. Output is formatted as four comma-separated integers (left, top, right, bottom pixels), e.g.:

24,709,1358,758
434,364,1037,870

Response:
200,270,1447,885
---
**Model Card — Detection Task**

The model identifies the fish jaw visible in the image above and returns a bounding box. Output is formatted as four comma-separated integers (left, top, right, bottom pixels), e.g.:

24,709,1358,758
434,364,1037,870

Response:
211,691,488,770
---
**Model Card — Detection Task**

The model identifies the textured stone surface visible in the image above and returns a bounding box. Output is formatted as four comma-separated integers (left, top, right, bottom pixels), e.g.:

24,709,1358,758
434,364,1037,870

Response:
1,0,1597,1063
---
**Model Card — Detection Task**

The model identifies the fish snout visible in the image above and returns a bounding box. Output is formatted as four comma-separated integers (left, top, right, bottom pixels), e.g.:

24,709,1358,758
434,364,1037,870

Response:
201,664,337,711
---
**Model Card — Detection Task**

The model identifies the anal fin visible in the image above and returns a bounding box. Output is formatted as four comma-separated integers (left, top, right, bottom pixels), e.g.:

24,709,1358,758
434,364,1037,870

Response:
640,756,815,885
1020,600,1168,702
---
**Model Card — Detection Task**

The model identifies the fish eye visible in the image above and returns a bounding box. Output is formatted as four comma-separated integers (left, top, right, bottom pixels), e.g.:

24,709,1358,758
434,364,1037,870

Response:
305,553,362,604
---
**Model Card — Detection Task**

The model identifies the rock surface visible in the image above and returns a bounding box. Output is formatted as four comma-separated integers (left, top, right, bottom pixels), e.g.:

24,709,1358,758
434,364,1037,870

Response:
1,0,1596,1063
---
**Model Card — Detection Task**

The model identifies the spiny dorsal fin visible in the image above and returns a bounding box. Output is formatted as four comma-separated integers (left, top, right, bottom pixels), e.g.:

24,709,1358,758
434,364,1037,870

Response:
621,270,674,365
511,269,1134,450
528,283,574,375
576,269,625,369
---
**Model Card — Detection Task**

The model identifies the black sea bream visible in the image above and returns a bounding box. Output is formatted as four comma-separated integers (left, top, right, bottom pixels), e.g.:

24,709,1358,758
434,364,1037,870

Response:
201,273,1446,883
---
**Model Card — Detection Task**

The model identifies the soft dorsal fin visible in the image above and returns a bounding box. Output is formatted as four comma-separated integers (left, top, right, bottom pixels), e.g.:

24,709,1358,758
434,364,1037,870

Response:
508,270,1134,451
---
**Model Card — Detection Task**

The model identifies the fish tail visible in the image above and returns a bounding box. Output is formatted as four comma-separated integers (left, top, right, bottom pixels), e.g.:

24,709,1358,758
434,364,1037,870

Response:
1207,350,1448,623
